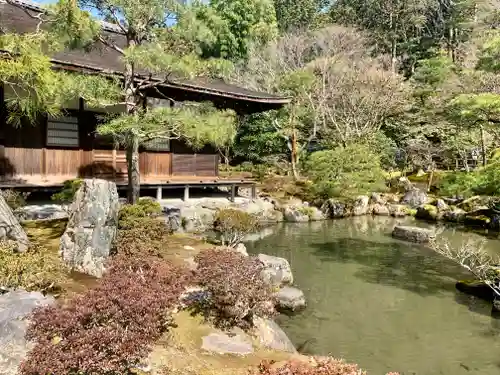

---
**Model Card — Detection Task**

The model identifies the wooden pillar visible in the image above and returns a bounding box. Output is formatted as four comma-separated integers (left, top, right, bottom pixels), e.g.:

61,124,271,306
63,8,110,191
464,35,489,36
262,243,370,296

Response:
183,185,190,201
251,185,257,201
230,184,236,202
156,186,163,200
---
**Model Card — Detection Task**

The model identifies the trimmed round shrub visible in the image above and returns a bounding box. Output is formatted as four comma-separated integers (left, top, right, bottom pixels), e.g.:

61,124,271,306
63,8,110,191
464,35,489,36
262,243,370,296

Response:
118,197,162,229
192,248,275,329
213,208,259,247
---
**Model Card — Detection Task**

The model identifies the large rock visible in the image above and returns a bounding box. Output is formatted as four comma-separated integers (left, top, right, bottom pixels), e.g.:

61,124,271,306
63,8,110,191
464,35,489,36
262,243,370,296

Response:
275,286,306,312
321,199,347,218
201,332,253,355
253,317,297,353
258,254,293,286
415,205,439,221
370,192,386,205
308,207,326,221
443,208,466,223
0,195,29,252
0,290,55,375
352,195,369,216
14,204,68,222
60,179,120,278
283,207,309,223
392,225,436,243
401,188,428,208
372,203,390,216
162,205,182,232
388,204,408,217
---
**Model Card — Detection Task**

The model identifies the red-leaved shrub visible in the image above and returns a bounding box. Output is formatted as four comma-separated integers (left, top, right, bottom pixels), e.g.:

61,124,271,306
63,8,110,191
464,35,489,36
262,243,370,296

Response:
193,248,276,329
253,357,400,375
20,255,192,375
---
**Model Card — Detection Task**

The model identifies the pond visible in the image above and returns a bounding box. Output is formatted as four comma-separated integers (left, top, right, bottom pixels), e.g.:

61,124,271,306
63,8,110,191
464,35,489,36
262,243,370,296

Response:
245,216,500,375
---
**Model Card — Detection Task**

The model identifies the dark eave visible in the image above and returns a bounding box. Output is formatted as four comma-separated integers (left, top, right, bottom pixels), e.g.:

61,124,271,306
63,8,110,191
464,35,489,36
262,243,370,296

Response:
0,0,291,107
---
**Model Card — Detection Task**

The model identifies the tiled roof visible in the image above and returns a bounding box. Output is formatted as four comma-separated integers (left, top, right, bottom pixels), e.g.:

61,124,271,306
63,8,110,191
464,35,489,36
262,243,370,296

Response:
0,0,290,105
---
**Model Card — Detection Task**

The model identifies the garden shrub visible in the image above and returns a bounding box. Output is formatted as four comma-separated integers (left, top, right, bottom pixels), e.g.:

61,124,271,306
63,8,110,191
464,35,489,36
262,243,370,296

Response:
213,208,259,247
253,357,399,375
305,144,387,200
115,217,171,258
50,179,82,204
1,189,29,210
0,241,67,293
438,161,500,197
193,248,276,330
20,255,192,375
118,197,162,229
438,171,479,198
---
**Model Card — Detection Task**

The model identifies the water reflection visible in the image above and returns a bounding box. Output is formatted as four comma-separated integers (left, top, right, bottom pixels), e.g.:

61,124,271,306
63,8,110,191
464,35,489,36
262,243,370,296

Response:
246,217,500,375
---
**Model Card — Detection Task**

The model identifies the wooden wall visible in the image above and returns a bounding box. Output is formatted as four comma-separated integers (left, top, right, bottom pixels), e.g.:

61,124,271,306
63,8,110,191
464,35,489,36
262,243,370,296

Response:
0,86,220,186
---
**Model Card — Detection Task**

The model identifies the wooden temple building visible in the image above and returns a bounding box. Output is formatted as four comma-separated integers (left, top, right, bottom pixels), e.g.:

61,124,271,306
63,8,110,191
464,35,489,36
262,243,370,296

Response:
0,0,290,198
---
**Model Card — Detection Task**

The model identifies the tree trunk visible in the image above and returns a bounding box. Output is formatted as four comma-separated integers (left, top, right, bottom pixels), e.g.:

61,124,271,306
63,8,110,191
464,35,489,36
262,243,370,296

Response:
290,129,300,180
391,38,397,74
126,134,140,204
123,38,140,204
480,124,487,167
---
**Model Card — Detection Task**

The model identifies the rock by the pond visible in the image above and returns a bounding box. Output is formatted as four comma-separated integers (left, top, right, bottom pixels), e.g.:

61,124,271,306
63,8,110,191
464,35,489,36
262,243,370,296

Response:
455,280,494,301
162,205,182,232
415,205,439,221
401,188,428,208
392,225,436,243
235,243,249,256
321,199,347,218
370,192,386,205
464,214,491,227
388,204,408,217
283,207,309,223
372,203,390,216
308,207,326,221
14,204,68,222
60,179,120,278
201,332,253,355
0,195,30,252
258,254,293,286
275,286,306,312
352,195,369,216
0,290,55,375
443,208,466,223
436,199,449,211
253,317,297,353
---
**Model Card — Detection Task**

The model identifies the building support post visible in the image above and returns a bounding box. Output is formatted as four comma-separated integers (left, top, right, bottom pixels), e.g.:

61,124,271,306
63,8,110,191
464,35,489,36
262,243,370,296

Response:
251,185,257,201
183,185,190,201
230,184,236,202
156,187,163,201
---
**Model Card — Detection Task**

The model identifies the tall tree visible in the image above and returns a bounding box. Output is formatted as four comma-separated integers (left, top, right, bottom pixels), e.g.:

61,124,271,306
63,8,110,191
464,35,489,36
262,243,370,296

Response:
193,0,278,61
330,0,436,74
1,0,236,203
273,0,330,33
233,26,405,178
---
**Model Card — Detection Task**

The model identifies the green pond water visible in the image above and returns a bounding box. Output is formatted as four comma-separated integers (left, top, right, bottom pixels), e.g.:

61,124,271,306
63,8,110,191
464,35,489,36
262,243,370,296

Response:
245,216,500,375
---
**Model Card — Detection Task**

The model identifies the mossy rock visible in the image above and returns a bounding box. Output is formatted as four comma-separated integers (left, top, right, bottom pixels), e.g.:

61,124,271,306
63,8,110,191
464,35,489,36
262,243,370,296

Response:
407,208,417,216
464,215,491,227
415,204,438,221
456,280,494,301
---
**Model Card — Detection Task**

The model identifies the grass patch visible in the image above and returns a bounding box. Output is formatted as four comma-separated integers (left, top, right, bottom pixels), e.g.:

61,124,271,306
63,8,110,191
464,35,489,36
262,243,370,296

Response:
150,311,293,375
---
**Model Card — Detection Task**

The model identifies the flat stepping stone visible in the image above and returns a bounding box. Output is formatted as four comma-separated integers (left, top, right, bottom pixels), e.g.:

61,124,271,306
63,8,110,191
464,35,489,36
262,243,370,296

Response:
201,332,253,355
